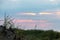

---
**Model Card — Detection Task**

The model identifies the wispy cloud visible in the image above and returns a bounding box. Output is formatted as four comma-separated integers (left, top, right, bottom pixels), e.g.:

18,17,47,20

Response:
13,19,52,29
17,12,36,16
13,19,34,23
23,13,36,16
13,19,49,23
39,12,52,15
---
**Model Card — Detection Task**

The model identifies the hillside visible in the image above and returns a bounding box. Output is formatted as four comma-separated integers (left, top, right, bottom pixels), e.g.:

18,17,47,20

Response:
0,25,60,40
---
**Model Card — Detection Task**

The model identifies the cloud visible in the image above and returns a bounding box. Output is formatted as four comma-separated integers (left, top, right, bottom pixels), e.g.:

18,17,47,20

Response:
55,11,60,15
39,12,52,15
17,12,53,16
39,23,51,28
17,12,36,16
13,19,48,23
23,13,36,16
10,0,18,2
13,19,52,29
13,19,35,23
53,11,60,18
49,0,57,3
39,20,52,28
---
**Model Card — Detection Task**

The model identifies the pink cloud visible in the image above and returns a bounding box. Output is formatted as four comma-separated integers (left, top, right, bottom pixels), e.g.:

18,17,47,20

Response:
13,19,53,29
39,23,52,28
13,19,35,23
13,19,48,23
40,20,48,23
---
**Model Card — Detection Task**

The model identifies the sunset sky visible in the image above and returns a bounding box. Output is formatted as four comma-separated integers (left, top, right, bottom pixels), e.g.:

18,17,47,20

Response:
0,0,60,31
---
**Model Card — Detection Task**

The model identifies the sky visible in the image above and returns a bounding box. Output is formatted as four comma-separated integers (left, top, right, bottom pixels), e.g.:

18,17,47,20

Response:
0,0,60,31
